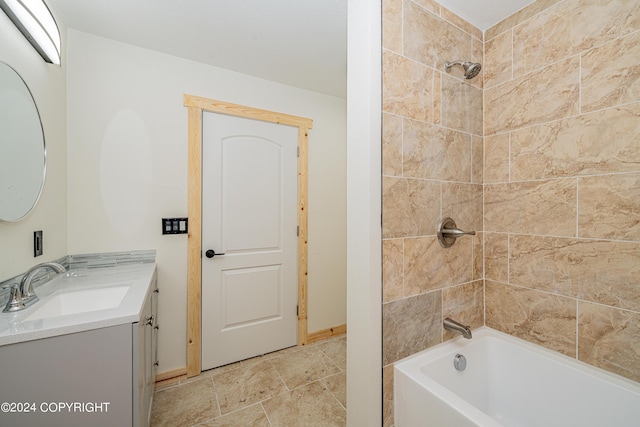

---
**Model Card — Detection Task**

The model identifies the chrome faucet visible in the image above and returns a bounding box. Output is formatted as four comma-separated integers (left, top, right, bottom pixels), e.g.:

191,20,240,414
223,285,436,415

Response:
443,317,472,339
2,262,66,312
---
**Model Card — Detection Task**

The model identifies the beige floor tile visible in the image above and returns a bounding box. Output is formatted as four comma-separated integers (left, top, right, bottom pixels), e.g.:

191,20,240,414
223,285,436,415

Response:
212,359,287,415
320,371,347,408
197,403,270,427
262,382,346,427
150,377,219,427
270,347,341,390
316,336,347,371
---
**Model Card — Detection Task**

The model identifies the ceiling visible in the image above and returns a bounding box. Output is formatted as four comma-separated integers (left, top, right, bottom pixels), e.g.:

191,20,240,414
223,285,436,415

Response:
45,0,536,99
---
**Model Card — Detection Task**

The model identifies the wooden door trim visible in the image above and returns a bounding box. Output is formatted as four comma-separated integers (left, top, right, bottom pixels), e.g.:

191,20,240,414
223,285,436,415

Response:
184,94,313,377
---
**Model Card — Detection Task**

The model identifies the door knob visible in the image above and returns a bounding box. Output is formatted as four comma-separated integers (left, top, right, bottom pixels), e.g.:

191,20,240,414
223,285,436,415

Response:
205,249,225,258
437,217,476,248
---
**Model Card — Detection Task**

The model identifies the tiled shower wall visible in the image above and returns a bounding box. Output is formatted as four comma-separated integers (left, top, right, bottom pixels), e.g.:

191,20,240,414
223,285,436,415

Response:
483,0,640,383
382,0,640,424
381,0,484,424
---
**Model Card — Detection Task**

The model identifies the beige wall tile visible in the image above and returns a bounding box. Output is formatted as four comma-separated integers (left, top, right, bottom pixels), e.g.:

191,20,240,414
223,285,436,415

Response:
403,119,472,182
513,0,640,79
485,0,562,41
383,239,404,303
383,364,394,427
484,179,577,236
443,280,484,340
578,173,640,241
510,235,640,312
471,135,483,184
484,232,508,283
412,0,440,15
433,71,442,124
382,177,441,238
485,281,576,356
582,31,640,113
441,6,483,42
511,103,640,180
442,183,483,232
484,56,580,135
472,232,484,281
404,0,471,70
382,0,403,54
404,235,472,295
470,37,484,90
578,301,640,383
441,74,483,135
383,50,435,122
382,113,403,177
484,30,512,89
484,133,510,183
383,291,442,365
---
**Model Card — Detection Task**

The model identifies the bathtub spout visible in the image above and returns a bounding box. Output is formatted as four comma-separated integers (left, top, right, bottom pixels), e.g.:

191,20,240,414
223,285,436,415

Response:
443,318,472,339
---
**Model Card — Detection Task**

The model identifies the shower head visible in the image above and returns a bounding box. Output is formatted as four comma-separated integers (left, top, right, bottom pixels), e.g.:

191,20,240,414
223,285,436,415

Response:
444,61,482,80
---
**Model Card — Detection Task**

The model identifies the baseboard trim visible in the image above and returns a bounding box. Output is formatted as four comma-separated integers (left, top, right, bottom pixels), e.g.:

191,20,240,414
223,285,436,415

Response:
306,324,347,344
155,367,188,386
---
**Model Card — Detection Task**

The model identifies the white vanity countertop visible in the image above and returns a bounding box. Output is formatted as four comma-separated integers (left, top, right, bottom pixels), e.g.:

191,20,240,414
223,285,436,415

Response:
0,263,156,346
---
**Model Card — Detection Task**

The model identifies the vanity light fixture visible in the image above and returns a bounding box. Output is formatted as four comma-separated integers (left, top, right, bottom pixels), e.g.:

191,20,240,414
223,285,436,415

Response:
0,0,61,65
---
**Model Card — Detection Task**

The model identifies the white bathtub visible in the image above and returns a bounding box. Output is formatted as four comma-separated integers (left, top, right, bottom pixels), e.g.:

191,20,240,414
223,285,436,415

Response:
394,327,640,427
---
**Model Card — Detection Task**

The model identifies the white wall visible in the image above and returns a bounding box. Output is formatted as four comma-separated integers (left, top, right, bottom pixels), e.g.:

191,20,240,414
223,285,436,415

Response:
0,11,67,280
66,30,346,373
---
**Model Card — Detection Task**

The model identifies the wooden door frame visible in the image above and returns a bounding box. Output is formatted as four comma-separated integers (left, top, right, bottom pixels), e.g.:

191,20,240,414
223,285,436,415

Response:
184,94,313,377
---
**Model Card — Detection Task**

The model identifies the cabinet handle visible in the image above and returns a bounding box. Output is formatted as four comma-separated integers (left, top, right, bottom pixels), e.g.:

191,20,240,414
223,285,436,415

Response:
145,315,154,326
154,288,159,294
154,361,159,367
154,324,160,330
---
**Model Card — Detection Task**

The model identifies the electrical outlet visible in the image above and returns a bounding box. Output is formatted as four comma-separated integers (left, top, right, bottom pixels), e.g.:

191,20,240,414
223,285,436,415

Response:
34,230,43,257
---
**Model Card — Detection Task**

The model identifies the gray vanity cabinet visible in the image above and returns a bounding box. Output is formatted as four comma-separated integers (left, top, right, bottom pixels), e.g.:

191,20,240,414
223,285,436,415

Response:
0,275,158,427
133,276,159,427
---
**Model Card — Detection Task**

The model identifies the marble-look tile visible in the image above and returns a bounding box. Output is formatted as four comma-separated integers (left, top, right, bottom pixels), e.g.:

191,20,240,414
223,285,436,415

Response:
484,56,580,135
441,6,483,41
484,232,508,283
513,0,640,79
212,360,287,414
578,173,640,241
197,404,269,427
320,371,346,409
270,348,340,390
578,301,640,383
484,29,512,89
484,133,510,183
382,177,441,238
404,235,472,295
316,336,346,372
485,281,576,356
403,119,472,182
485,0,562,41
382,113,403,177
383,239,404,303
510,235,640,312
383,50,435,122
471,135,483,184
262,382,346,427
412,0,440,14
442,183,482,232
382,0,402,53
511,103,640,180
442,280,484,341
433,71,442,124
403,0,472,70
383,364,394,427
151,377,219,427
441,74,483,135
470,35,484,90
383,291,442,365
582,30,640,112
472,232,483,281
484,179,577,236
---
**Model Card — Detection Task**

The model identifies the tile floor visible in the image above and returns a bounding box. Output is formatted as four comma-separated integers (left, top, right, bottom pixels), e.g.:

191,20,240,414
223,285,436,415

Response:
150,335,346,427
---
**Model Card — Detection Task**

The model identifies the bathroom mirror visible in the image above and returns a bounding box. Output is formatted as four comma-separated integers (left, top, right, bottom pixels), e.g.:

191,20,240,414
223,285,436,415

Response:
0,62,46,222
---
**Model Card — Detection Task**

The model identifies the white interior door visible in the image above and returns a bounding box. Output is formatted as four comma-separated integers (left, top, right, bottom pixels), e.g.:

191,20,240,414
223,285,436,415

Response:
201,112,299,370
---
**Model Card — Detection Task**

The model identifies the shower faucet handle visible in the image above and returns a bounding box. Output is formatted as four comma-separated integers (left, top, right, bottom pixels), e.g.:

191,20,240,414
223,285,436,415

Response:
437,217,476,248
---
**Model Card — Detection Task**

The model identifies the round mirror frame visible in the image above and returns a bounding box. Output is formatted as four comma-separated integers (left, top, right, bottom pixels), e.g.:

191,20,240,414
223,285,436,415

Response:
0,62,46,222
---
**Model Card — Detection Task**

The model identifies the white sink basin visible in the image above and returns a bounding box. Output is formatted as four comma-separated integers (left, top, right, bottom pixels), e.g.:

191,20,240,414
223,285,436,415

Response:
24,286,131,321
